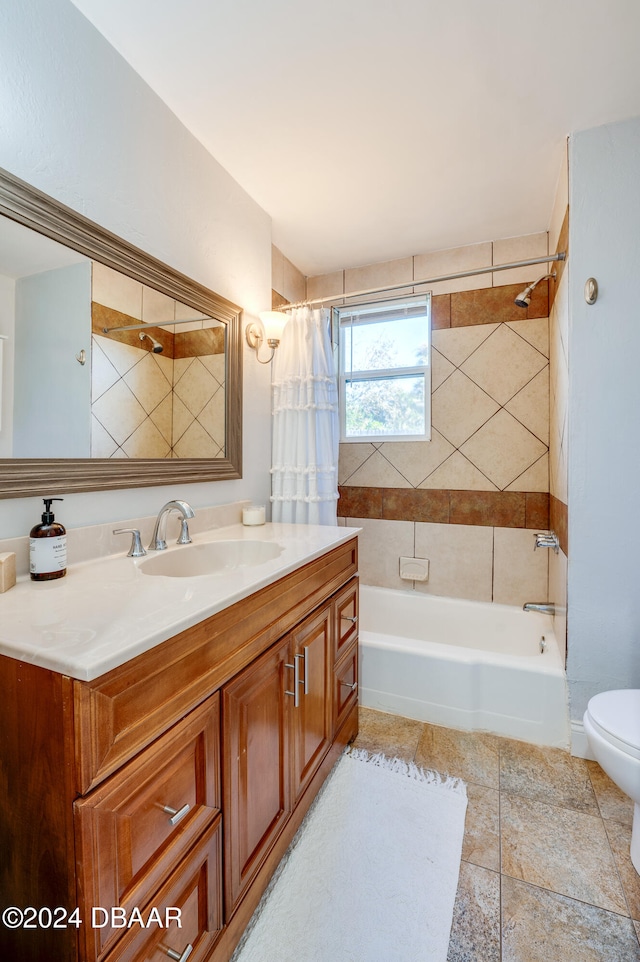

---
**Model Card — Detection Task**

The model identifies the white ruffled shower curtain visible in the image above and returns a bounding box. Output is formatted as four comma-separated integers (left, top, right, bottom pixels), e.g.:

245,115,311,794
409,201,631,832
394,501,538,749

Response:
270,307,339,525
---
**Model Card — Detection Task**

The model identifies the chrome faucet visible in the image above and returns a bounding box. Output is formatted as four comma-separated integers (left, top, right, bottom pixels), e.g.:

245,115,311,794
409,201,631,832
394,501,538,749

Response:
148,500,195,550
523,602,556,616
533,531,560,553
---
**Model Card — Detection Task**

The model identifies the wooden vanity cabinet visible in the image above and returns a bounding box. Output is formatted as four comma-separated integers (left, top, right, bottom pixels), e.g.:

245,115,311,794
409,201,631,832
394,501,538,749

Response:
0,538,358,962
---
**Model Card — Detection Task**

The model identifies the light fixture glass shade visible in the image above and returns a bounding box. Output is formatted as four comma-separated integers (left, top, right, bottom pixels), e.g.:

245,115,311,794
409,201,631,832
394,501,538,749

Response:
259,310,289,342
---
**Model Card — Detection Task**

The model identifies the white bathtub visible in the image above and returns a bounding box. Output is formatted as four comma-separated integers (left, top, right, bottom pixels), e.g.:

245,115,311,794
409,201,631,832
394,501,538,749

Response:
359,585,570,748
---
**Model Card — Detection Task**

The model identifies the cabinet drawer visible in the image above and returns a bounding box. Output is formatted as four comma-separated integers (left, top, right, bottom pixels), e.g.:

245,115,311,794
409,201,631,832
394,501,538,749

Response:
102,817,223,962
333,578,358,660
75,695,220,962
334,643,358,734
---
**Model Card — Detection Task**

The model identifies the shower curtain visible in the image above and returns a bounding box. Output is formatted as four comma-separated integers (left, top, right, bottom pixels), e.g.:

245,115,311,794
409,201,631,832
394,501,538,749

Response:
270,306,339,525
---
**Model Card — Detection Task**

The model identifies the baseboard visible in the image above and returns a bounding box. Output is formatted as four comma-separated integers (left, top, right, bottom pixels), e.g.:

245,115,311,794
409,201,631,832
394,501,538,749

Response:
571,719,596,759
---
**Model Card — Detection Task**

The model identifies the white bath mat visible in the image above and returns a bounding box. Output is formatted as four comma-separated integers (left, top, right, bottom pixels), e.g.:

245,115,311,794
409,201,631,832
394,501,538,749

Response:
232,748,468,962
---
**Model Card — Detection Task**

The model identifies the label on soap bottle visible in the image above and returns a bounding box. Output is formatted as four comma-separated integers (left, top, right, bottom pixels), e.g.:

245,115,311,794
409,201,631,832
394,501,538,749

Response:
29,536,67,574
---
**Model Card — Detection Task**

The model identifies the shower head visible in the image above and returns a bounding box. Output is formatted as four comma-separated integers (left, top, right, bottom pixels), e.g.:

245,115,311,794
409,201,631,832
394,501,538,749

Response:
139,331,163,353
514,285,534,308
514,272,556,309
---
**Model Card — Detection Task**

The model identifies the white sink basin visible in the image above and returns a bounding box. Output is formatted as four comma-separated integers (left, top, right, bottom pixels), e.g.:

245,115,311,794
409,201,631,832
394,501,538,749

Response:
138,540,284,578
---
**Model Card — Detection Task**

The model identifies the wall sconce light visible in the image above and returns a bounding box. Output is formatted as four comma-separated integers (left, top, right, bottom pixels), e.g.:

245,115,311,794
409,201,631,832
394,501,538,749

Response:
246,311,289,364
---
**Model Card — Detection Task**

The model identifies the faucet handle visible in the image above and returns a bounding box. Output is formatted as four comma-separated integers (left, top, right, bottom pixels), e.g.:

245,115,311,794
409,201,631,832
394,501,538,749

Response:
113,528,147,557
176,519,192,545
533,531,560,553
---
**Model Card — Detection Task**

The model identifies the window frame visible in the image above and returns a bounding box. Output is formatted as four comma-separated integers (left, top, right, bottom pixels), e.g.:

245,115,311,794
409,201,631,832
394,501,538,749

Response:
333,294,432,444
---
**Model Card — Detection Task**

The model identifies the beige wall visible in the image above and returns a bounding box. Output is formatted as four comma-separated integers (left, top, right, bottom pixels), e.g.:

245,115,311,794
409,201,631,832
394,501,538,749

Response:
272,245,306,304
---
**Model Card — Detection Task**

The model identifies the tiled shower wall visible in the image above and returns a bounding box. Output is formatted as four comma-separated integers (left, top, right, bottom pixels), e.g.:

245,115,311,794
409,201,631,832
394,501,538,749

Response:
90,263,225,459
274,233,565,607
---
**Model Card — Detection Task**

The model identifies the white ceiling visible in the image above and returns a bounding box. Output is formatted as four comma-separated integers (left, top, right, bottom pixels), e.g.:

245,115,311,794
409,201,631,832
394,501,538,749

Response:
69,0,640,277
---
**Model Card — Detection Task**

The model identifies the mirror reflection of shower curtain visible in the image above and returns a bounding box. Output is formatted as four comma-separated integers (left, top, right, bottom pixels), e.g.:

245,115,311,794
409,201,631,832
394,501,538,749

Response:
270,307,339,525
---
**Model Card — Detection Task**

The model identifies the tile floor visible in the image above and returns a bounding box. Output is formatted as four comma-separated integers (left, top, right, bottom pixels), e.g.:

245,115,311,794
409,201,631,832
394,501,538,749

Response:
353,707,640,961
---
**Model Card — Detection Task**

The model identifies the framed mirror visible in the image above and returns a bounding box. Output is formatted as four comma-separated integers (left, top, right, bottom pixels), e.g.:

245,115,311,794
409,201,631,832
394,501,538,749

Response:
0,166,242,499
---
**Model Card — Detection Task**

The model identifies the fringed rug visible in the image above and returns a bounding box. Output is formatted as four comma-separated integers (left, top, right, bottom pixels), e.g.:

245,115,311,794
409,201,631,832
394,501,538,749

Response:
233,749,468,962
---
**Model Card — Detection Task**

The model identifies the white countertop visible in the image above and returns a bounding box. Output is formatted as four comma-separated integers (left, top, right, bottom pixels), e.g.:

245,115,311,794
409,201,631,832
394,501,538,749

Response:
0,522,358,682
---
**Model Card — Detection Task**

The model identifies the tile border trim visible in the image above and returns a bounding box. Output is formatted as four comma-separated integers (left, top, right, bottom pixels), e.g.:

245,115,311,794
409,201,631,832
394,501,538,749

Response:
338,486,550,530
550,494,568,556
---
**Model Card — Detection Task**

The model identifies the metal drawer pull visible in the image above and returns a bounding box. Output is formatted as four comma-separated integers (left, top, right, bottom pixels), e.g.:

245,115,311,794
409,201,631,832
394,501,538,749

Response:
296,649,309,695
166,944,193,962
285,659,300,708
162,803,190,826
340,681,358,691
342,615,358,624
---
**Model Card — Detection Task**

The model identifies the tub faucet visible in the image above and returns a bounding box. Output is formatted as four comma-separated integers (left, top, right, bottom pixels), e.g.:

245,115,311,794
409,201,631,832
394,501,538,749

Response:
148,500,195,550
523,602,556,616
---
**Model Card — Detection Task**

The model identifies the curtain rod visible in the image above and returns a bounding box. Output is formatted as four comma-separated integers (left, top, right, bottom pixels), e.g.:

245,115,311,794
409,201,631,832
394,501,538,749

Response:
102,316,220,334
280,251,566,311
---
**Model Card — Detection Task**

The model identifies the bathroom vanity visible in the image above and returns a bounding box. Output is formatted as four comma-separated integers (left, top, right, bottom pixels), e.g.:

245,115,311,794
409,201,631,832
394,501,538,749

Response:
0,525,359,962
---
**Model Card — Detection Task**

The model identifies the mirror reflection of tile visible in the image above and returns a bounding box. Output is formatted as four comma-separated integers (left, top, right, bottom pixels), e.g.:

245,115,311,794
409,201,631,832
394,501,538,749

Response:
90,263,225,459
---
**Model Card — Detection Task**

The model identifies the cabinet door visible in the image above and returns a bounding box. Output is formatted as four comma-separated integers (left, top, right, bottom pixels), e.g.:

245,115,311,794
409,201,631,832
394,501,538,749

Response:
223,636,291,914
290,605,333,804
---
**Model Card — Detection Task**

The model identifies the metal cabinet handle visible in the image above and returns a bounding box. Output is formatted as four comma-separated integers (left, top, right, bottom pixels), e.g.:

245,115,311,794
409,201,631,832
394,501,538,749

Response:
166,945,193,962
342,615,358,624
285,659,300,708
340,681,358,692
296,649,309,695
162,803,190,826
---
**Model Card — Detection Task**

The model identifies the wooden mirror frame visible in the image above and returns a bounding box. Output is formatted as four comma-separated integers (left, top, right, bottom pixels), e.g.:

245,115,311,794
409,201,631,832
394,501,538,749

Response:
0,167,242,499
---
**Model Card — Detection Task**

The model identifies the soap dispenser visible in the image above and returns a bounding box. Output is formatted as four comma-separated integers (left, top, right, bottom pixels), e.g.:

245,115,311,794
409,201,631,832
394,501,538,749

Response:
30,498,67,581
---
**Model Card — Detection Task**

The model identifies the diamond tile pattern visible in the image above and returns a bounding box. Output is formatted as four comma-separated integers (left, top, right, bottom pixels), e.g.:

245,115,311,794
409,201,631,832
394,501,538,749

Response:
341,319,550,493
460,409,547,491
460,324,547,406
432,323,498,367
431,348,456,391
505,367,549,445
90,332,224,459
123,353,172,415
431,370,500,448
174,357,218,417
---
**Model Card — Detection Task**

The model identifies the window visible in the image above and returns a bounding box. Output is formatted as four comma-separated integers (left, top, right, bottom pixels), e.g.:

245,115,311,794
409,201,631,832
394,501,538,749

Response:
334,294,431,442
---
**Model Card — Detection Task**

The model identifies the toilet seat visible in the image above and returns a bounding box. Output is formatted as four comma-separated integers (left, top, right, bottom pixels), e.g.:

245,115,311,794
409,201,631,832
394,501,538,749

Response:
586,689,640,761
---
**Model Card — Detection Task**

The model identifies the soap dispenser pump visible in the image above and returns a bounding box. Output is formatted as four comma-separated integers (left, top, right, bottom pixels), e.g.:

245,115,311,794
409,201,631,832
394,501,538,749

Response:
30,498,67,581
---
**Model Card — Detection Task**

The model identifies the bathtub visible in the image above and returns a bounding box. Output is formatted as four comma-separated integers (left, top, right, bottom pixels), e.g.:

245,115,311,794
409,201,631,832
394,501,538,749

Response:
359,585,569,748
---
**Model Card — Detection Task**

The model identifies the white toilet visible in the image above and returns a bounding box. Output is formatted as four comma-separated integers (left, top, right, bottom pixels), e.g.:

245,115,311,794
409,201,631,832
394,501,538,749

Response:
584,689,640,873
